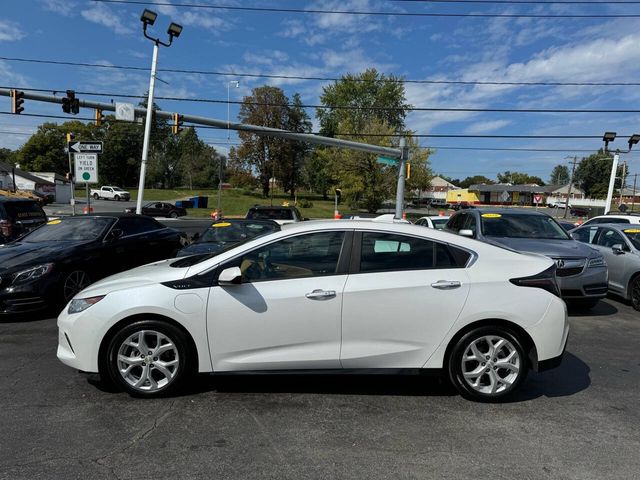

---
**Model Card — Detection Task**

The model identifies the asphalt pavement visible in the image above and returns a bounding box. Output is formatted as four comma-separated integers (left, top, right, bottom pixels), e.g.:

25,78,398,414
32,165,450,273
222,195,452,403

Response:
0,297,638,479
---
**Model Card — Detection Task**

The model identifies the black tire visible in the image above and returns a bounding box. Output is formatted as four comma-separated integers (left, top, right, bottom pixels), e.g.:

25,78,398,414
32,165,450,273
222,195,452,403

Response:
629,276,640,311
93,193,99,200
169,211,179,218
447,326,528,402
114,195,120,201
104,320,194,397
61,270,91,303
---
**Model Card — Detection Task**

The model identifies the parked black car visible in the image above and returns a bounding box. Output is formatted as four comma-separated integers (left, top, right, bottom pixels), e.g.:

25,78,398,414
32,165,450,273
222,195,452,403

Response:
0,197,47,244
0,213,184,315
124,202,187,218
177,219,280,257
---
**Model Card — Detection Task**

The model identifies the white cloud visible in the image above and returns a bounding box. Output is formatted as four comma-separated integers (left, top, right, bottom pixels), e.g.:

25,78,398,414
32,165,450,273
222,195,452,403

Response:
0,20,25,42
80,4,133,35
40,0,76,17
465,120,511,134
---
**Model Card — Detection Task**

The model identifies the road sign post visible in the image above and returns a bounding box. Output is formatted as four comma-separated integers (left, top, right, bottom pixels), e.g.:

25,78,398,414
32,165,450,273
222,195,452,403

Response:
534,194,542,209
74,153,99,215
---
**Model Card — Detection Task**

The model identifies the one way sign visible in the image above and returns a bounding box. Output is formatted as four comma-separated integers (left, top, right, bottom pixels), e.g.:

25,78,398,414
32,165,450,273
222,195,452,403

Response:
69,141,103,153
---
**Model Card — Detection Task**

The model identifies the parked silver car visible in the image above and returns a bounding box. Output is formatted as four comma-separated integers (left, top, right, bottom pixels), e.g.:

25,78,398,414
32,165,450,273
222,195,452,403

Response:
571,223,640,310
445,208,608,309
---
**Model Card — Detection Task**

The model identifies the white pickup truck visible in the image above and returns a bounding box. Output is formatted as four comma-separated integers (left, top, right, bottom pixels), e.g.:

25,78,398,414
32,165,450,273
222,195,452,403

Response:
90,186,131,201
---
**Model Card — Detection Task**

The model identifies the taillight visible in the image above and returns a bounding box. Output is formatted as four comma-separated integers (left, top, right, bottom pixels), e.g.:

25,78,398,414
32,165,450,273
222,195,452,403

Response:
510,265,560,297
0,219,13,238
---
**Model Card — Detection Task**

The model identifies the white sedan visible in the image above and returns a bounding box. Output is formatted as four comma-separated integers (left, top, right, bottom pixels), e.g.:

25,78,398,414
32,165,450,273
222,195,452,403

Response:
57,219,568,401
415,215,450,230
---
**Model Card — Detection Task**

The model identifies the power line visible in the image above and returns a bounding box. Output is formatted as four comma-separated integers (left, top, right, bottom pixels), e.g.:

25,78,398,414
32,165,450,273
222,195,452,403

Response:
4,85,640,114
2,56,639,87
90,0,640,17
393,0,640,3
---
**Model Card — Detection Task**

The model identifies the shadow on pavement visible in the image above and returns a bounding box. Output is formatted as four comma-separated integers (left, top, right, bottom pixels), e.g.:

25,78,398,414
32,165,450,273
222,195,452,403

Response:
505,351,590,402
568,299,618,318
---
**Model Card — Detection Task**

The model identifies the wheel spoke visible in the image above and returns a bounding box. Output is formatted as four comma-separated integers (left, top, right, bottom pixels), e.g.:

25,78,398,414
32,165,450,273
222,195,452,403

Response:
136,332,149,353
468,343,485,362
463,365,485,379
155,343,175,356
153,363,174,381
134,365,150,388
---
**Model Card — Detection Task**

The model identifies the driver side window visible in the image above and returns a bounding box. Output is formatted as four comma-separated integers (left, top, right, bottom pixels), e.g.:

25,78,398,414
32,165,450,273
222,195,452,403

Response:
229,231,346,283
596,229,625,249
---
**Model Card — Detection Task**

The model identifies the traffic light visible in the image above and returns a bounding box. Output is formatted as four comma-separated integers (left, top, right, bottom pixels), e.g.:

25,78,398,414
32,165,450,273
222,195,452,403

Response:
95,108,104,126
407,163,411,180
66,132,75,143
62,90,80,115
172,113,183,134
10,89,24,114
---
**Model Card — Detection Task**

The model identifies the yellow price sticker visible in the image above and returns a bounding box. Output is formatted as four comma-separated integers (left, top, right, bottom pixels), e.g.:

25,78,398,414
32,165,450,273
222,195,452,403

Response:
481,213,502,218
624,229,640,233
212,222,232,228
47,219,62,225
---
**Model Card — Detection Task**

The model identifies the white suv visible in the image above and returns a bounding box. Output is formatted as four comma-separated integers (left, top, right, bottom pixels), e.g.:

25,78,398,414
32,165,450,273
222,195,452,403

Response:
581,214,640,227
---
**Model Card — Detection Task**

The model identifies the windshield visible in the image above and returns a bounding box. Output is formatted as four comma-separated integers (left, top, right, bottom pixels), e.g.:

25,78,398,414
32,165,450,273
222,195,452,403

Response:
480,213,570,240
431,218,448,230
623,228,640,249
22,217,114,242
247,208,293,220
199,222,278,243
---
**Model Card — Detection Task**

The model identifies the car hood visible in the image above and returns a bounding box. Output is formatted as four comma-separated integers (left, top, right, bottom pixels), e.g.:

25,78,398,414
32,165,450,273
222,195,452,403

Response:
0,241,86,272
177,241,227,257
485,237,598,258
76,258,190,297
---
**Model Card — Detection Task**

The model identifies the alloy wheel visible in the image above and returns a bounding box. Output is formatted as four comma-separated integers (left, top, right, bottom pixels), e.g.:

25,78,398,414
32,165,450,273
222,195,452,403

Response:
63,271,91,301
461,335,521,395
631,278,640,311
116,330,180,393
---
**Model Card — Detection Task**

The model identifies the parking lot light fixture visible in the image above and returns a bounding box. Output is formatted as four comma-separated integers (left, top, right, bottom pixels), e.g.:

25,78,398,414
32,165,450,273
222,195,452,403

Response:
628,134,640,150
603,132,616,152
136,11,183,215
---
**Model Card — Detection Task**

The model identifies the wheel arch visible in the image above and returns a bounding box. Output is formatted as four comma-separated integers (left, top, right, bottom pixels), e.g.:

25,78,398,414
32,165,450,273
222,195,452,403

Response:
97,313,200,377
626,270,640,300
443,318,538,371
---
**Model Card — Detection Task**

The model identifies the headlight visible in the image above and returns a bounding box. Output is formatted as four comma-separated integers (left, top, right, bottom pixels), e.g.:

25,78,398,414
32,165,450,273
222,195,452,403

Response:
68,295,105,314
588,256,606,268
12,263,54,284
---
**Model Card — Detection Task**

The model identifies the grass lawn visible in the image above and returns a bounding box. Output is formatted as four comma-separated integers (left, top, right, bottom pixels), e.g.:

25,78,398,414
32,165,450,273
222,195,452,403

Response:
77,187,346,219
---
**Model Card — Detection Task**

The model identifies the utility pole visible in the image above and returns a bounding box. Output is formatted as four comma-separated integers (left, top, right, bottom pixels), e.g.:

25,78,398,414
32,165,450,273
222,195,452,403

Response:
563,156,578,219
632,173,638,212
619,161,628,207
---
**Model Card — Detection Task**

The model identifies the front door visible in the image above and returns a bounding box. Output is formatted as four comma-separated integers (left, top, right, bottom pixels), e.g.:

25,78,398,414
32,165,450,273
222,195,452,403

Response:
341,231,471,369
208,230,349,371
593,227,631,293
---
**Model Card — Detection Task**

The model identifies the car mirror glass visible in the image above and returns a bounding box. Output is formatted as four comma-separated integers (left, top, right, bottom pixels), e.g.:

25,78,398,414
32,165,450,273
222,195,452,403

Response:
459,229,475,238
218,266,242,286
612,243,625,254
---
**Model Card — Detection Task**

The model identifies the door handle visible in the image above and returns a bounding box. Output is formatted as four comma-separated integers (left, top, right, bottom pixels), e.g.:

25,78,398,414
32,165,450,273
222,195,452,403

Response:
305,289,337,300
431,280,461,290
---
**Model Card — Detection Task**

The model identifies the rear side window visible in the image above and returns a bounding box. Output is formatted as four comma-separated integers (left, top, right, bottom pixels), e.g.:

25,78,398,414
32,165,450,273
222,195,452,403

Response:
247,208,294,221
3,201,45,221
115,217,163,236
571,227,598,244
359,232,470,272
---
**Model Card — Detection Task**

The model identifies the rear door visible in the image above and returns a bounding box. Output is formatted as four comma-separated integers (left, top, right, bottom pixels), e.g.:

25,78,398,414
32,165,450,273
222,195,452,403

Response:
340,231,472,369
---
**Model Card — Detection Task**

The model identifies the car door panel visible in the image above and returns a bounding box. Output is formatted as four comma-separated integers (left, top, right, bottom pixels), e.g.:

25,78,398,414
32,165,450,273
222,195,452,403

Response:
208,276,347,371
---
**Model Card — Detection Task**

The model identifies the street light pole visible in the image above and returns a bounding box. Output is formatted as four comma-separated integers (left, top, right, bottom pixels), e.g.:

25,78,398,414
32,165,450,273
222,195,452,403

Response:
136,9,182,215
604,150,620,215
219,80,239,213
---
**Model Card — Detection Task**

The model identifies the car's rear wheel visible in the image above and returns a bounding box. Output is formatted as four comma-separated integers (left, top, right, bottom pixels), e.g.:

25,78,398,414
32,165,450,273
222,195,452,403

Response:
62,270,91,302
105,320,194,397
629,276,640,311
448,326,528,402
169,211,178,218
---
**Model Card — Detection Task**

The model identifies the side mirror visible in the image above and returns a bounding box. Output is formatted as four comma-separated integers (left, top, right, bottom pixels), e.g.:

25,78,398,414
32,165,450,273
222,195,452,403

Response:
612,244,626,255
106,228,123,242
218,266,242,286
459,229,475,238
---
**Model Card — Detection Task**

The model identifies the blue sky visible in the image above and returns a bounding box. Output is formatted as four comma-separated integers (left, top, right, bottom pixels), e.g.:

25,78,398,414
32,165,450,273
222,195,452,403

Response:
2,0,640,183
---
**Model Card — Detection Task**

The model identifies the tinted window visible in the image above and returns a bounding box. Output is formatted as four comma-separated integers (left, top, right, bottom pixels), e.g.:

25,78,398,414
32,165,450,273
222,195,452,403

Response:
3,201,46,221
596,228,626,248
622,228,640,249
235,231,345,282
115,217,162,236
585,217,630,225
23,217,113,242
446,213,465,232
480,213,569,239
247,208,294,221
360,232,468,272
463,214,477,232
571,226,599,244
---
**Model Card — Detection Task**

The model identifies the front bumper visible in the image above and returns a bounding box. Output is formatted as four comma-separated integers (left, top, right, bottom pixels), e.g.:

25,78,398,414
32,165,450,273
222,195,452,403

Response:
0,275,59,315
557,266,608,299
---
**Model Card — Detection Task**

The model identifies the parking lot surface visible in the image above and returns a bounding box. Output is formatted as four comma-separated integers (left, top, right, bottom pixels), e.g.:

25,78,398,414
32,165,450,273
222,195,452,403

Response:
1,298,638,480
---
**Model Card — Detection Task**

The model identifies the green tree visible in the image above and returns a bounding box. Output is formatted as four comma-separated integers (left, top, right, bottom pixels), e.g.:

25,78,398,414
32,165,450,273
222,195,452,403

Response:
497,171,545,185
574,149,622,198
282,93,312,198
233,86,290,197
459,176,494,189
0,148,16,165
549,164,570,185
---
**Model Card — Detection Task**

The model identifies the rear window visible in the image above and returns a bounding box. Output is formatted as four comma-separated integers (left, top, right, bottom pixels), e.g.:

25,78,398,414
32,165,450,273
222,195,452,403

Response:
3,201,46,221
247,208,294,221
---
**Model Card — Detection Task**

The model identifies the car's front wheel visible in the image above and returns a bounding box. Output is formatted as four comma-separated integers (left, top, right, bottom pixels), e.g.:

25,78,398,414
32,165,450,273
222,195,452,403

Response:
169,211,178,218
114,195,120,201
93,193,99,200
62,270,91,303
448,327,528,402
104,320,194,397
629,276,640,311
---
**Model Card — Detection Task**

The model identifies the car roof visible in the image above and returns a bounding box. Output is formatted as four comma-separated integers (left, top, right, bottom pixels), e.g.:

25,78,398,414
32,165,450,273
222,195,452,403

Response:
466,208,550,216
578,222,640,230
248,205,297,210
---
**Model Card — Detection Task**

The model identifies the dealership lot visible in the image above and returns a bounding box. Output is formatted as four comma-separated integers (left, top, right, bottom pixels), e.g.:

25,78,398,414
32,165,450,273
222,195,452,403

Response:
0,298,638,480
